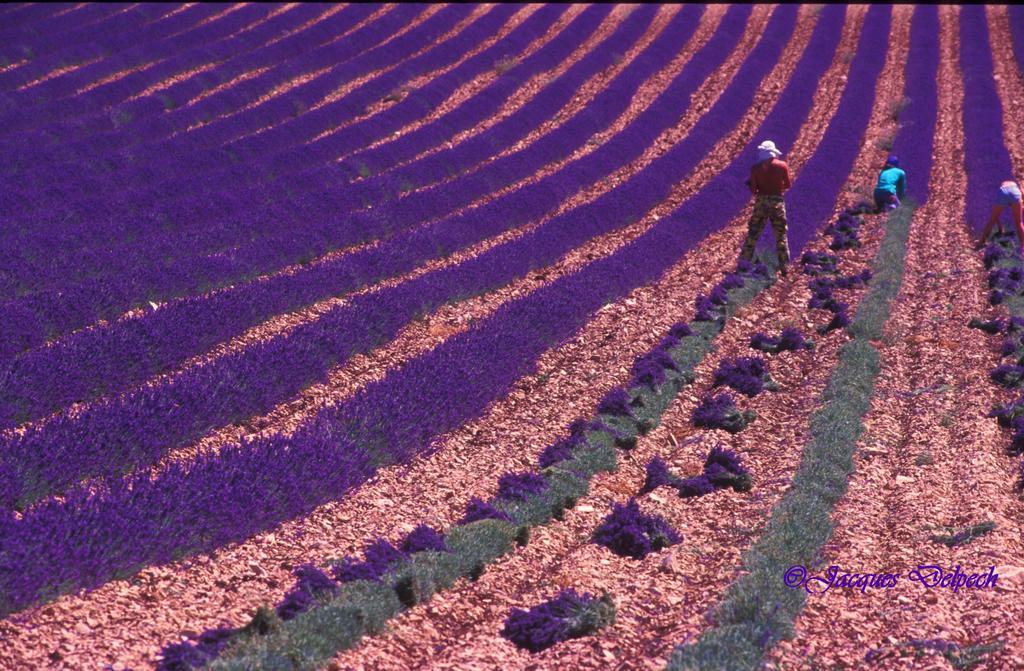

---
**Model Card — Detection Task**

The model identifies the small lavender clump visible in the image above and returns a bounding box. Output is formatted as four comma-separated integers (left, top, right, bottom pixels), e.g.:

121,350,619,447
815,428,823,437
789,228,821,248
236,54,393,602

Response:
631,349,680,388
829,231,860,251
735,258,770,279
401,524,447,553
497,472,549,502
277,564,339,620
988,398,1024,428
597,387,633,417
592,499,681,559
719,272,746,290
460,497,512,524
675,475,716,497
711,356,776,397
968,317,1006,334
991,364,1024,389
832,268,873,289
692,393,754,433
500,589,616,653
709,284,731,305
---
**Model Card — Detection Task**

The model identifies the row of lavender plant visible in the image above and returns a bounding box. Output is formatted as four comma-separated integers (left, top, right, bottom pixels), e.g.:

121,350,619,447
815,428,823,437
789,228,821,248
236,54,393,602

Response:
0,3,854,615
0,3,474,222
0,3,171,74
0,3,249,95
0,4,377,142
0,4,703,450
960,6,1024,492
0,3,761,519
157,259,775,670
4,2,340,147
0,3,420,233
0,4,684,439
0,4,593,355
0,5,570,331
670,6,937,667
0,3,78,44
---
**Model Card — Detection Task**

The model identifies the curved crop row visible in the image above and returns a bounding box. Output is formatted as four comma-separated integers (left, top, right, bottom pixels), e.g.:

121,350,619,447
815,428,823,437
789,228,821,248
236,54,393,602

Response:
0,2,843,617
0,5,584,357
0,4,753,514
0,4,674,431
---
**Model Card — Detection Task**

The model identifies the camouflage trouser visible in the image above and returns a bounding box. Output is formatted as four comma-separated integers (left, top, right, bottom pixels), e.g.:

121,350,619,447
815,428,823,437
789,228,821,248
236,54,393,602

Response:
740,195,790,265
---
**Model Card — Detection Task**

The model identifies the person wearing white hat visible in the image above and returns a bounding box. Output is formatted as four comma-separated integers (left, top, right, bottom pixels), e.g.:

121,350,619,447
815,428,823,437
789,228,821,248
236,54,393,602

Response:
975,179,1024,252
741,140,792,275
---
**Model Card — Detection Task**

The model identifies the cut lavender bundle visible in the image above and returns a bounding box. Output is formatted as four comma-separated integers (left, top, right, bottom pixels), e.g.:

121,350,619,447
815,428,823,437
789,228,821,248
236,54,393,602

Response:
496,472,549,502
460,497,513,524
968,317,1007,334
750,327,814,354
800,251,840,276
639,456,676,494
818,307,851,334
703,446,752,492
500,589,616,653
669,321,694,339
592,499,681,559
631,349,681,389
157,626,235,671
538,436,579,469
711,356,777,397
692,393,755,433
991,364,1024,389
401,524,447,554
832,268,873,289
330,539,408,585
597,387,634,417
988,398,1024,428
694,294,722,323
277,564,339,620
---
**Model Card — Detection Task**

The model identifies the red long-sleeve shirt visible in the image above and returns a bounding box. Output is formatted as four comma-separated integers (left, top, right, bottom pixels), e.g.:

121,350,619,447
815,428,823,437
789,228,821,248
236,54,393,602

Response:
748,158,792,196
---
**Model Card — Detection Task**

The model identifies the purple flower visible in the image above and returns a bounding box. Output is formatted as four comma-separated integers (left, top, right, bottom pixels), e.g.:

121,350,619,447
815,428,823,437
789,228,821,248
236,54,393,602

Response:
709,284,731,306
778,327,811,351
658,334,681,351
719,273,746,290
692,393,753,433
401,525,447,554
597,387,633,417
460,497,512,524
496,472,549,502
631,349,680,389
592,499,681,559
277,564,339,619
500,589,616,653
157,626,235,671
818,308,851,334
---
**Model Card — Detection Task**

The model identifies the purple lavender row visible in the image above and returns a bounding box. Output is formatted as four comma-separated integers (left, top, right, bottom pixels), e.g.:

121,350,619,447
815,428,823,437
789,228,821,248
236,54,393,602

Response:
892,5,938,204
1,2,293,112
0,3,235,94
0,3,585,323
0,6,644,374
0,4,697,496
0,3,153,66
0,4,420,223
0,3,74,37
0,3,474,216
0,4,373,145
961,6,1015,235
0,3,830,613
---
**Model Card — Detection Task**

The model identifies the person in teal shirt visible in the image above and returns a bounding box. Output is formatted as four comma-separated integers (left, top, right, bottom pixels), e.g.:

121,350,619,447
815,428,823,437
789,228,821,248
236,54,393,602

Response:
873,155,906,212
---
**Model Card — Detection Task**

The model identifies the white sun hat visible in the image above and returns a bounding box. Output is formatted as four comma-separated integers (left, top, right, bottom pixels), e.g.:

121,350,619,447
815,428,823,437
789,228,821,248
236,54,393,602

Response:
756,140,782,162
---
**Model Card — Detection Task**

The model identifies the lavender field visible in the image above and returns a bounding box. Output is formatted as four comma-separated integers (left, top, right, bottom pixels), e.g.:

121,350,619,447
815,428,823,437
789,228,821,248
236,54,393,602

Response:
1,4,1023,670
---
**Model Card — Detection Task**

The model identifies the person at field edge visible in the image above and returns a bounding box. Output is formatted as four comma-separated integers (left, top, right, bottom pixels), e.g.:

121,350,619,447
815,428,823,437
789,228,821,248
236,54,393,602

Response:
740,139,792,276
873,154,906,213
975,180,1024,251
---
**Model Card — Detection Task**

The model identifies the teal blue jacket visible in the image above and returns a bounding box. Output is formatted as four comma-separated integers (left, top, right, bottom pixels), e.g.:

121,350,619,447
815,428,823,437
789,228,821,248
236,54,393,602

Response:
875,166,906,199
